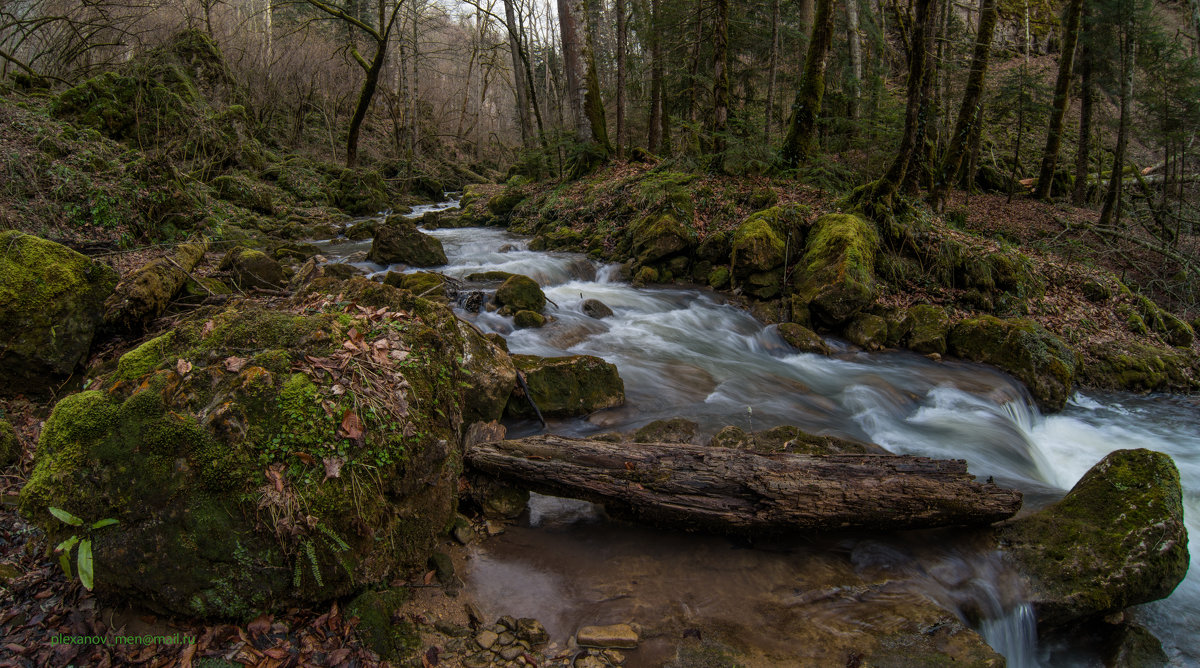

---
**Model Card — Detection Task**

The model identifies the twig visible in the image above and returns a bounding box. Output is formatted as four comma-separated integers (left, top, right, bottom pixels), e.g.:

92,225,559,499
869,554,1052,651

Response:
165,256,217,297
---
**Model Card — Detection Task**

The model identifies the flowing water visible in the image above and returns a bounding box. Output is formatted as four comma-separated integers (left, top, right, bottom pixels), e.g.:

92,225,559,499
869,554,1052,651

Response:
318,205,1200,666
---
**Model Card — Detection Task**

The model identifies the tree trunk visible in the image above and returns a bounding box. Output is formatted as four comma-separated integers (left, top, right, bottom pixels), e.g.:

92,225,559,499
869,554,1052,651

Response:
931,0,997,210
465,435,1023,534
764,0,781,143
1099,32,1134,227
1071,38,1093,205
712,0,731,170
648,0,663,152
615,0,627,157
780,0,835,167
346,43,387,168
580,0,611,152
503,0,533,146
1033,0,1084,199
557,0,591,141
846,0,863,121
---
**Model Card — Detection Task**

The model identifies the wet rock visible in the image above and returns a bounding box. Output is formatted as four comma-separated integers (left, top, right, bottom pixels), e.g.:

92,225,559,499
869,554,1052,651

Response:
0,231,118,394
495,275,546,314
998,449,1189,628
467,475,529,519
384,271,447,300
487,189,526,217
367,216,447,267
844,313,887,350
905,304,950,355
344,219,376,240
1103,621,1168,667
0,419,18,468
476,629,500,650
506,354,625,418
450,514,475,545
461,290,485,312
576,623,638,649
948,315,1077,412
17,279,483,617
499,645,524,660
513,310,546,329
581,298,614,319
697,230,731,264
792,212,877,327
456,320,517,423
220,246,285,290
429,551,462,594
324,263,364,280
467,270,517,282
632,418,699,444
630,212,695,265
1079,341,1197,393
515,618,549,645
776,322,831,354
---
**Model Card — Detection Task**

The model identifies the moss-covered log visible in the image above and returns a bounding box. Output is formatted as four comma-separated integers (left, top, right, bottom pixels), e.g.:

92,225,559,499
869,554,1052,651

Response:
466,435,1022,534
103,241,206,332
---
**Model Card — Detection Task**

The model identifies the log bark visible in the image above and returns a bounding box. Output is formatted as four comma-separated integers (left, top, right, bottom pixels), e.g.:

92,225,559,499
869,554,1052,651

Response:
102,241,207,333
465,434,1022,534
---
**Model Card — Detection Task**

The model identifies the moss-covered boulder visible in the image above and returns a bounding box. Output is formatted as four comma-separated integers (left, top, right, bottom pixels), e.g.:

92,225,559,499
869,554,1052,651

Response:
792,213,878,327
384,271,447,301
730,209,787,278
506,354,625,418
494,274,546,315
844,313,887,351
220,247,285,290
211,174,275,214
1078,342,1197,393
777,322,831,354
513,310,546,328
905,304,950,355
998,449,1189,628
629,212,695,265
487,188,527,217
367,217,447,267
1161,312,1195,348
17,278,512,618
948,316,1077,412
707,424,888,455
346,588,420,662
632,418,699,444
0,231,118,394
0,419,18,468
332,168,389,215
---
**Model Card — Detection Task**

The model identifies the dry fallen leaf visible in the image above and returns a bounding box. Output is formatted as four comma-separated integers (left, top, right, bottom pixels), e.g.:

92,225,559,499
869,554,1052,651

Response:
202,319,215,337
176,359,192,376
323,456,344,480
224,357,247,373
247,614,272,637
294,452,316,466
339,410,364,441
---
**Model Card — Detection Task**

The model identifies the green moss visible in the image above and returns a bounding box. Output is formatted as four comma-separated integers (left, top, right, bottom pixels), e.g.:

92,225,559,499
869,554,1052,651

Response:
513,310,546,328
1079,342,1196,393
731,210,786,276
487,189,527,217
211,174,274,214
948,316,1077,411
384,271,446,299
708,266,731,289
332,168,389,215
0,231,118,392
347,588,420,661
116,331,177,381
999,449,1189,627
633,418,699,444
0,419,18,468
629,212,696,264
905,305,950,355
506,354,625,418
844,314,888,350
495,274,546,314
793,213,878,326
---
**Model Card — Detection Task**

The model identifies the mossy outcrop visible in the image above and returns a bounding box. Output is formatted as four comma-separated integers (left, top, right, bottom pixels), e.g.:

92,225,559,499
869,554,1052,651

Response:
332,169,389,215
494,274,546,315
0,231,118,394
998,449,1189,628
844,313,888,350
776,322,831,354
346,588,421,662
1079,342,1198,393
792,213,878,327
905,304,951,355
506,354,625,418
367,216,448,267
513,310,546,328
211,173,275,214
220,247,285,290
18,278,514,618
0,418,18,468
948,316,1077,412
730,209,787,278
629,212,696,266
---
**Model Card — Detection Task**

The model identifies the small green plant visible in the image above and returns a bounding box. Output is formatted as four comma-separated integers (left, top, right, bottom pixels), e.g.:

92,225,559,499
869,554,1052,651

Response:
48,507,119,590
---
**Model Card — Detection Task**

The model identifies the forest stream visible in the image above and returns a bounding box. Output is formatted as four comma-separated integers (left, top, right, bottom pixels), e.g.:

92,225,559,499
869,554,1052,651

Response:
318,199,1200,667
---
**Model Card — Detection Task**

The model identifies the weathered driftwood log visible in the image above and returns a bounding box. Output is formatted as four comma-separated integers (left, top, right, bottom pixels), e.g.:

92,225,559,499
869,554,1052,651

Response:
465,434,1022,533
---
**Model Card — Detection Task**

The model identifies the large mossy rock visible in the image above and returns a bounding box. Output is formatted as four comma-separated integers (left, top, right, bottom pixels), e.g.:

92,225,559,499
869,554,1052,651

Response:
220,247,285,290
367,216,448,267
948,316,1077,412
905,304,951,355
494,274,546,314
1079,341,1198,393
629,212,695,265
0,419,18,468
730,209,787,278
17,278,515,618
792,213,878,327
998,449,1189,628
506,354,625,418
0,231,118,394
776,322,831,355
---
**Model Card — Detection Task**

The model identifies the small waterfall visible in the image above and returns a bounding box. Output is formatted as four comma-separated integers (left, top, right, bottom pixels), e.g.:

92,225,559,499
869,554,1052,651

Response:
979,603,1039,668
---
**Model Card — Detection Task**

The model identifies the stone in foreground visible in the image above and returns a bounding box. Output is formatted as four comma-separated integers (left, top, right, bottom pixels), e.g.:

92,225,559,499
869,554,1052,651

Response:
576,623,639,649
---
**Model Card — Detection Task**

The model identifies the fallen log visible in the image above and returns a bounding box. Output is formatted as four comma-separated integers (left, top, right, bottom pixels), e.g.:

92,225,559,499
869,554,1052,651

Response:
103,240,208,332
465,434,1022,533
